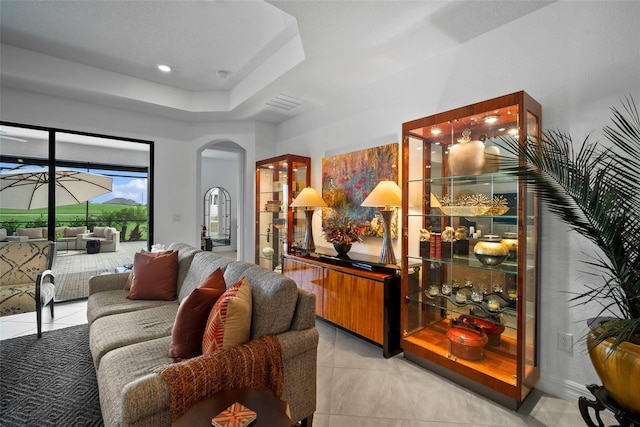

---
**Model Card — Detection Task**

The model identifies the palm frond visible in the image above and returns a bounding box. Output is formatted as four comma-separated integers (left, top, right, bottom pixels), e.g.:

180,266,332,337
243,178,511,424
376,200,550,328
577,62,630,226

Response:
500,97,640,348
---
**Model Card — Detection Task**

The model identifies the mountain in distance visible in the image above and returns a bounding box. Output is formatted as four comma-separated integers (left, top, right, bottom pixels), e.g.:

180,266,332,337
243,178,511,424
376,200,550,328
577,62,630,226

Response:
102,197,138,206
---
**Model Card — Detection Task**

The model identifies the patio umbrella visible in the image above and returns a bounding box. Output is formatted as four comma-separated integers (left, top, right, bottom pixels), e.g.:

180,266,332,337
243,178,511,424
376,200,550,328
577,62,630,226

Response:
0,167,113,209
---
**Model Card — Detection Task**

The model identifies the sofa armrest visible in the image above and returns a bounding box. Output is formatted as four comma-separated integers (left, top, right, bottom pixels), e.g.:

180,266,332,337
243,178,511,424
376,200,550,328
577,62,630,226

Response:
277,327,319,360
290,289,316,331
88,272,129,295
121,373,171,426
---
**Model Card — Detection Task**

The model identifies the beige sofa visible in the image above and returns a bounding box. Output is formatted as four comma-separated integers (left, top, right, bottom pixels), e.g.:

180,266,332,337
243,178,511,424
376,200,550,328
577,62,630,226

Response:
14,226,87,250
79,226,120,252
87,242,318,427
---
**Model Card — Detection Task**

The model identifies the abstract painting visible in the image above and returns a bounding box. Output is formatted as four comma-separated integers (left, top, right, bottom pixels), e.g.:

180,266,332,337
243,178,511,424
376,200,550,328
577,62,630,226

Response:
322,143,399,238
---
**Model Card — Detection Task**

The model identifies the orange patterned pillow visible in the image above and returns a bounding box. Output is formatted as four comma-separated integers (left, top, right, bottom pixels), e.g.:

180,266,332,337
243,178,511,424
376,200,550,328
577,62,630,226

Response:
169,268,227,362
202,277,252,354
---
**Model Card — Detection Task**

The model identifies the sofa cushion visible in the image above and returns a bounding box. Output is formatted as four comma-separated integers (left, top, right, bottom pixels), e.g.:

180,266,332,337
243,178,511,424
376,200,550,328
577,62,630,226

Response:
128,251,178,301
169,268,227,362
221,261,255,288
90,304,179,368
178,251,233,302
87,289,175,325
105,227,118,240
16,227,43,239
64,226,87,237
93,226,106,237
167,242,201,291
202,277,252,354
240,265,299,338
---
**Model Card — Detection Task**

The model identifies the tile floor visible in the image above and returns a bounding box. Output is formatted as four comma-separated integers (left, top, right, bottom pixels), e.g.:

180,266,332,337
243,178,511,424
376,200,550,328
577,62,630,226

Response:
0,299,596,427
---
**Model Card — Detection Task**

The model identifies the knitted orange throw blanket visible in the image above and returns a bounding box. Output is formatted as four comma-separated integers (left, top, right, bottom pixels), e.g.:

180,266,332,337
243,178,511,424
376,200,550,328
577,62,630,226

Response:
158,335,284,421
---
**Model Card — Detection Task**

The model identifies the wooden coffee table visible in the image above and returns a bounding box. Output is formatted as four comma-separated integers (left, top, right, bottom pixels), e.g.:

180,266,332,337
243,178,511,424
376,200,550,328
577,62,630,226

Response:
172,388,292,427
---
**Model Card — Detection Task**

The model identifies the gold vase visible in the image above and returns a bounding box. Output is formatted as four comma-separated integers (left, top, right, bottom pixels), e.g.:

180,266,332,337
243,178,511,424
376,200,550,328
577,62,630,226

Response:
473,235,509,266
448,139,485,176
587,326,640,415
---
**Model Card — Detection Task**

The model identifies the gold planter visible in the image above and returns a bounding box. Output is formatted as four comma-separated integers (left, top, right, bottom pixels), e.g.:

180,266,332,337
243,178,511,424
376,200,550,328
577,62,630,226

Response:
587,327,640,415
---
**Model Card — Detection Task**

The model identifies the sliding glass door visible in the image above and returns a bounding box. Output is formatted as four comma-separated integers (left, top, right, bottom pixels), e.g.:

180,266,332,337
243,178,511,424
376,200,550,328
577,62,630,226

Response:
0,122,153,302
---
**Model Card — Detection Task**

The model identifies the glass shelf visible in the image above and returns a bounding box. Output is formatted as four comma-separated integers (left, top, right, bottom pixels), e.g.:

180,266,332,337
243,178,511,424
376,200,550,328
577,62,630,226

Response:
256,154,311,270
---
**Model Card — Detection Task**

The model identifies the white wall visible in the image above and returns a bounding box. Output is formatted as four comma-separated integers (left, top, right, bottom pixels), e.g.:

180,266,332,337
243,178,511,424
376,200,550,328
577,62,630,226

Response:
275,1,640,402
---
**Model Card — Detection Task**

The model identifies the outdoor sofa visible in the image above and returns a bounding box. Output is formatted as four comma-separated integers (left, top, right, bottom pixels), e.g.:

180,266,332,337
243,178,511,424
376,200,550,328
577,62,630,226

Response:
13,226,87,250
86,242,318,427
78,226,120,252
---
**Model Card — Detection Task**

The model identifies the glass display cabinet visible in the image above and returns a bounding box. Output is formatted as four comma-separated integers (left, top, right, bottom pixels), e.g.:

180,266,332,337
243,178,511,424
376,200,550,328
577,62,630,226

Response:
255,154,311,271
401,91,541,408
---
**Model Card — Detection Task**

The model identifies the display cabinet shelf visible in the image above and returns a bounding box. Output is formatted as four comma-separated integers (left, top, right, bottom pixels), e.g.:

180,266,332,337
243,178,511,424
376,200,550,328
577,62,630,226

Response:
401,91,541,409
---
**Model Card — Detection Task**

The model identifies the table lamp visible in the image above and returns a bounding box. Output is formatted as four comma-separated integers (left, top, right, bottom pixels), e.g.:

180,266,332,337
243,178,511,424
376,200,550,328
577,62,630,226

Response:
361,180,402,265
290,187,327,254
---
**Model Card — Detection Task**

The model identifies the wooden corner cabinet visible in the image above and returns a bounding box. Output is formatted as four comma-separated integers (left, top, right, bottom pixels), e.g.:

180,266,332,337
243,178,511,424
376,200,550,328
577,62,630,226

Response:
401,91,541,409
255,154,310,270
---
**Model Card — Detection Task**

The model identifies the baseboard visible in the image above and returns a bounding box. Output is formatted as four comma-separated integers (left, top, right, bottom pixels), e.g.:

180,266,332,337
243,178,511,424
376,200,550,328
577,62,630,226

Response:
536,371,588,402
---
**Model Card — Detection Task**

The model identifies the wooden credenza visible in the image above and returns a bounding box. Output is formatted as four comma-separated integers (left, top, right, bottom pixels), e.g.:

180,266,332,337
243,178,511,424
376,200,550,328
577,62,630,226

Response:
283,250,402,358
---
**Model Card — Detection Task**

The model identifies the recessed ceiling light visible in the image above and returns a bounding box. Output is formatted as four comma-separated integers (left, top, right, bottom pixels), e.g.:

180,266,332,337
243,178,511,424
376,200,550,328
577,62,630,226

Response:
157,64,172,73
431,128,442,135
484,115,499,124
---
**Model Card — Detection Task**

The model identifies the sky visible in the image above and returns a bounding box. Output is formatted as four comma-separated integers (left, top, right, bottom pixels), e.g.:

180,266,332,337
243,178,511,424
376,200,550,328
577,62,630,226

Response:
93,175,147,204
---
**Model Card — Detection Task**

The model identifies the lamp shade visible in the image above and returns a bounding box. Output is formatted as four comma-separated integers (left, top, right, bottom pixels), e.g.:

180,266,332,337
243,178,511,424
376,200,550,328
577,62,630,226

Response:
290,187,327,208
361,181,402,210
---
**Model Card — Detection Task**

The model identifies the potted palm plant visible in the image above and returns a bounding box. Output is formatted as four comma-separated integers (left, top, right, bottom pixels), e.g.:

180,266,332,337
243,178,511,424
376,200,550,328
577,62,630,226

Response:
502,97,640,415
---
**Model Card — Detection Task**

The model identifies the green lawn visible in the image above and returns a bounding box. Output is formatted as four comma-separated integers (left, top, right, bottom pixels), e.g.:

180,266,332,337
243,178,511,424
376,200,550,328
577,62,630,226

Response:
0,202,148,240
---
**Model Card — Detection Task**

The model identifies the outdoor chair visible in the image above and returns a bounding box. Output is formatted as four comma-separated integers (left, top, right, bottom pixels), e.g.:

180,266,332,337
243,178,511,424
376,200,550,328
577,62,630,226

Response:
0,241,56,337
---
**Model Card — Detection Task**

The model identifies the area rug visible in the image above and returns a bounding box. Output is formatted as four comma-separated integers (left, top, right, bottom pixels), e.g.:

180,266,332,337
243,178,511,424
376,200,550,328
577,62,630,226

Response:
54,269,110,302
0,325,103,426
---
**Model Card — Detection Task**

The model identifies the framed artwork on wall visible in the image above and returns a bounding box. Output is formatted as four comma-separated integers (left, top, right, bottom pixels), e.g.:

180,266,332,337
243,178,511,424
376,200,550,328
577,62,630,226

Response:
321,143,399,238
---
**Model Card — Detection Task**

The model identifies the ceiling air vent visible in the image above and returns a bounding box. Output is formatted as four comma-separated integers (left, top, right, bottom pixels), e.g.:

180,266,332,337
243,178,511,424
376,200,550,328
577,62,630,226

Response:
266,94,304,111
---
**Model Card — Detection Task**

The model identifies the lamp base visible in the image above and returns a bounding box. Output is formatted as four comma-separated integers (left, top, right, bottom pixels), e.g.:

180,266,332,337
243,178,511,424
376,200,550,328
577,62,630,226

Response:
378,210,396,265
298,209,316,254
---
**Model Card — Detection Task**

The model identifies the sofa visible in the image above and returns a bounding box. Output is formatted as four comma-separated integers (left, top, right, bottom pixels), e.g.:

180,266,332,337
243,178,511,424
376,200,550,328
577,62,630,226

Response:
87,242,318,427
79,226,120,252
14,226,87,250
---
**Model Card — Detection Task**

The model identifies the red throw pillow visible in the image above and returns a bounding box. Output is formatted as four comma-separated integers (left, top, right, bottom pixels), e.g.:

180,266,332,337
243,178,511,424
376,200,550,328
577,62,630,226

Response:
124,250,175,290
202,277,252,354
127,250,178,300
169,268,227,362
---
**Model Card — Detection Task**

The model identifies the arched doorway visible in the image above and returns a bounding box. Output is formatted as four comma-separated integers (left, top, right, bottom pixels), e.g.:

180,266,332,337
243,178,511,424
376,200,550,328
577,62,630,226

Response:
200,142,244,258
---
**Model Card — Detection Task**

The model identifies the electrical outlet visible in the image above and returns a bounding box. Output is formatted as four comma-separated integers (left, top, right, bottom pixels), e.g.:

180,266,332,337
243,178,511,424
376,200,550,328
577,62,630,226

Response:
558,331,573,353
